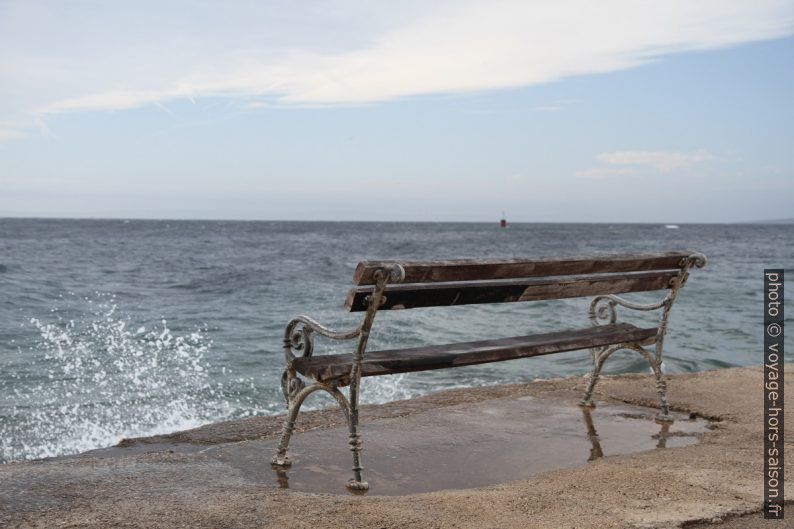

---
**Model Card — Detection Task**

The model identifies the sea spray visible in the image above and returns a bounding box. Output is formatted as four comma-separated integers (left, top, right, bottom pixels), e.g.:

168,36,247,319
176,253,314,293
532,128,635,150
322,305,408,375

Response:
0,293,263,462
0,293,429,462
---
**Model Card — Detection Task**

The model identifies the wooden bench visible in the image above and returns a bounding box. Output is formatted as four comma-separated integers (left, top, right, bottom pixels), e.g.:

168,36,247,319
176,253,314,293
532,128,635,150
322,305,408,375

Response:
271,251,707,491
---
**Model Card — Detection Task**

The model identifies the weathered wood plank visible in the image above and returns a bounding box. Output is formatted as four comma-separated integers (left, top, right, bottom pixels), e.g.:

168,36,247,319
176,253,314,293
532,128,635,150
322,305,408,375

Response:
293,323,657,383
353,251,691,285
345,270,678,311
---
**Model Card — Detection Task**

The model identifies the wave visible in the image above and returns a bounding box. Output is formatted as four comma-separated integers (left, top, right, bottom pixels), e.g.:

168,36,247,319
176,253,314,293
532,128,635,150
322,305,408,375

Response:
0,294,261,463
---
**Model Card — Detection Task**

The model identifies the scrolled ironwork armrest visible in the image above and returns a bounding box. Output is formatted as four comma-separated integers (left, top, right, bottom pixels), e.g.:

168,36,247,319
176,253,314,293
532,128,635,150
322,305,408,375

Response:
283,315,362,364
589,252,706,327
281,264,403,365
589,294,668,326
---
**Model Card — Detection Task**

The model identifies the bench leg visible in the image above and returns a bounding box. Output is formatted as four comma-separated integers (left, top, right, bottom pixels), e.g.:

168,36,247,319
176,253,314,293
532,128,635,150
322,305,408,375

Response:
346,372,369,491
271,369,303,467
347,410,368,491
271,398,301,467
271,379,353,469
651,363,673,422
580,354,605,407
580,344,674,422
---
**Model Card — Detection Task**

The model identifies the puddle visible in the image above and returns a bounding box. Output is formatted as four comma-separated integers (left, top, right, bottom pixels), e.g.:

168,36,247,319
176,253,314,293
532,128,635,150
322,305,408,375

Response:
216,396,711,495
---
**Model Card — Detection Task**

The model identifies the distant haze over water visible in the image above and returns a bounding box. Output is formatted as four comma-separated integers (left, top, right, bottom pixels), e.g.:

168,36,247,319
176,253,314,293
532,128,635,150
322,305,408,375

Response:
0,219,791,462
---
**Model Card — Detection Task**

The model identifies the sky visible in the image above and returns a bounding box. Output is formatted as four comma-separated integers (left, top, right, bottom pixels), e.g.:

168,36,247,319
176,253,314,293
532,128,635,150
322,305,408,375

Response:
1,0,793,222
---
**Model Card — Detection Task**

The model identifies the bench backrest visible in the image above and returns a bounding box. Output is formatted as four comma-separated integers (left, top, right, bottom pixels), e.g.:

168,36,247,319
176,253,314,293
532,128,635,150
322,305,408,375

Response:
345,251,693,312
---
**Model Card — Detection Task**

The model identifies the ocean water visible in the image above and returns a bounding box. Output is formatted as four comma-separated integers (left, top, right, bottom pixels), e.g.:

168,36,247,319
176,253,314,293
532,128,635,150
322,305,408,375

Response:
0,219,791,462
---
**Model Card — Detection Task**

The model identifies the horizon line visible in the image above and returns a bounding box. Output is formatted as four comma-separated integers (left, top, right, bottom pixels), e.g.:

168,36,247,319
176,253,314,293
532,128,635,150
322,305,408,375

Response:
1,215,790,225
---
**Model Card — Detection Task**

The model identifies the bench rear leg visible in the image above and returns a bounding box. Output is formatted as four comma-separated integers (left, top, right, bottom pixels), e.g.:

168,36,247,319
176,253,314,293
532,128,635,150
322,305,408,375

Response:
651,363,672,422
580,352,606,407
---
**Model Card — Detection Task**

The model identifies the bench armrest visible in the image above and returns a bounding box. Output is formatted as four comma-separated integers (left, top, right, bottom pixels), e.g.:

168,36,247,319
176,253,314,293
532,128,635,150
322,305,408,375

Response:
283,315,362,364
589,294,668,326
589,251,707,358
589,251,706,326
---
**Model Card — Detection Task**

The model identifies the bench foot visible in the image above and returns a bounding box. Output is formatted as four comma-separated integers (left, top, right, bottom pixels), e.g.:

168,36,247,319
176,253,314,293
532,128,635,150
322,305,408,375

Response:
270,455,293,467
348,427,368,492
651,365,673,423
346,479,370,491
655,413,674,423
272,413,299,471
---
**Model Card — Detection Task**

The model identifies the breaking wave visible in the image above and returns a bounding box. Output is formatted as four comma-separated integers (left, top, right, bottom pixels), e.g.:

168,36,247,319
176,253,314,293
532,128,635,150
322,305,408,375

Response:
0,294,262,462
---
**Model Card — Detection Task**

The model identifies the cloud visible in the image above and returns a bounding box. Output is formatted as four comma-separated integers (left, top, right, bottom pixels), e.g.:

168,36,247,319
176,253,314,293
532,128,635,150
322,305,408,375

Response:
1,0,793,139
0,128,28,141
535,98,582,112
575,166,637,179
577,149,717,178
596,149,716,172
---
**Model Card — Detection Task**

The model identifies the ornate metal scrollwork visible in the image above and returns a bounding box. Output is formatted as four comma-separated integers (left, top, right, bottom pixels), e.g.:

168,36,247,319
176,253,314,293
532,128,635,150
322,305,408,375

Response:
288,324,314,357
282,315,363,364
590,251,706,327
588,294,668,327
286,315,363,341
376,263,405,283
684,252,707,269
589,297,617,326
280,369,306,402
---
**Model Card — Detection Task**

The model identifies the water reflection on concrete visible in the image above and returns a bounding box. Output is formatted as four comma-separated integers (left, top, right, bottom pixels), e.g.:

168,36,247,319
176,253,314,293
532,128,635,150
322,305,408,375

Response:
252,396,710,496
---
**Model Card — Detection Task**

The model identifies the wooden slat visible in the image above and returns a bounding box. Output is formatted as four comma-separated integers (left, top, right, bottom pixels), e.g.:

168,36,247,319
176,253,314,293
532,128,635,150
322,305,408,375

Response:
345,270,678,312
293,323,657,383
353,251,691,285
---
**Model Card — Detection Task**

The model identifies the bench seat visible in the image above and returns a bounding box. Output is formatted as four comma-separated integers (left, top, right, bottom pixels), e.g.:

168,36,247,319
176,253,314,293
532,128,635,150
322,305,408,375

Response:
293,322,657,384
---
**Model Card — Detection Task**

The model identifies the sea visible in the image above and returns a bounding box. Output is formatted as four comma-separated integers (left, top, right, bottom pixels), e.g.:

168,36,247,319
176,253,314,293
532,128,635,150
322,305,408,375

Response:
0,219,791,463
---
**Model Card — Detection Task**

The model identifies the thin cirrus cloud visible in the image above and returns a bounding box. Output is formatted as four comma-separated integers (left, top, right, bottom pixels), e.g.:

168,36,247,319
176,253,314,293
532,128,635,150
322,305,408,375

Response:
597,149,717,172
577,149,717,178
534,99,580,112
1,0,793,140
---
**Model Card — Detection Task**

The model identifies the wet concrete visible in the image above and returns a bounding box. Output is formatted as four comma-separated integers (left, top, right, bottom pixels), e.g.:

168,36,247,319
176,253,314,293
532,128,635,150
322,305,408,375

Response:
52,394,710,497
223,395,710,495
2,366,790,528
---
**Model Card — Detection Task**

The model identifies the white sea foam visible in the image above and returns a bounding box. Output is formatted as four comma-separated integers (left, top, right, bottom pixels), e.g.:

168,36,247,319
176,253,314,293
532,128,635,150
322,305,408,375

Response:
361,373,415,403
0,294,258,462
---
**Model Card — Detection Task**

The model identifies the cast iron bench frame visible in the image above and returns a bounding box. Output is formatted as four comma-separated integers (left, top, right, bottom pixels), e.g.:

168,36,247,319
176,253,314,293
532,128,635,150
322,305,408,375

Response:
271,250,707,491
